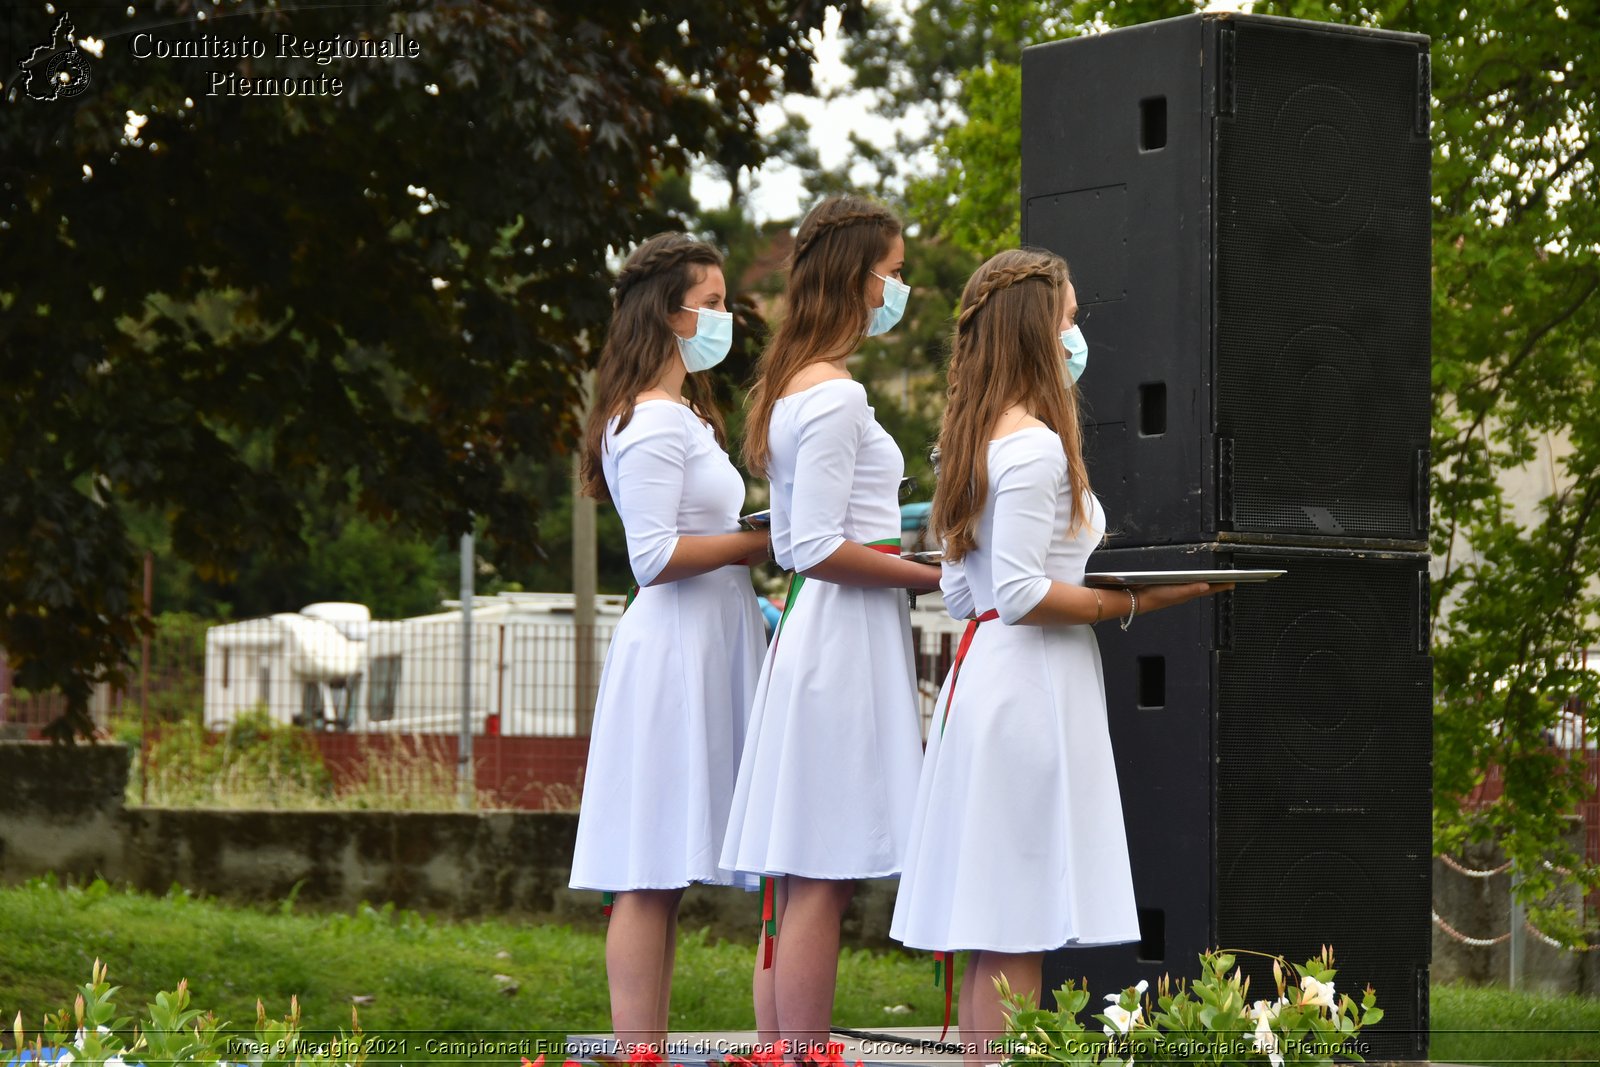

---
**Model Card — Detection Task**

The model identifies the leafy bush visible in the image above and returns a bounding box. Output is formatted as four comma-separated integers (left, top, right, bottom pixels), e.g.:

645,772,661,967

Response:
9,959,365,1067
999,948,1382,1067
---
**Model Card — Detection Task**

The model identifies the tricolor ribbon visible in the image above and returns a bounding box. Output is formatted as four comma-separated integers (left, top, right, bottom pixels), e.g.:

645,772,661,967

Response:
761,876,777,968
933,951,953,1041
760,537,904,969
939,608,1000,736
929,606,1000,1038
769,538,902,654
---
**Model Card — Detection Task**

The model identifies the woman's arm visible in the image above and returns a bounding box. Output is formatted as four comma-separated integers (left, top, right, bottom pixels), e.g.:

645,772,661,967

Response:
788,384,939,591
940,551,976,620
613,406,770,587
801,542,941,590
651,529,770,585
984,435,1230,626
1016,580,1232,626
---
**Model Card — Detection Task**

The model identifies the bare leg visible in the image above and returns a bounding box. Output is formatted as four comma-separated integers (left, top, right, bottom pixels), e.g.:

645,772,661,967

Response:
961,950,1042,1067
774,875,856,1057
957,952,978,1059
753,877,787,1048
658,893,682,1036
606,887,686,1056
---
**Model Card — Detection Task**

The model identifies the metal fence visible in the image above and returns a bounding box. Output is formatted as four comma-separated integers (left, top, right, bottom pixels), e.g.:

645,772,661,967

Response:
2,596,972,743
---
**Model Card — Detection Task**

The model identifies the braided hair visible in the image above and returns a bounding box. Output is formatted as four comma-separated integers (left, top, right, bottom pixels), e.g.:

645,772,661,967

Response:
579,233,727,503
742,195,902,477
932,248,1093,560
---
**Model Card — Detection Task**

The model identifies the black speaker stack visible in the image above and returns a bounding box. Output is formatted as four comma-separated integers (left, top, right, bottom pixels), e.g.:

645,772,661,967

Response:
1022,13,1433,1061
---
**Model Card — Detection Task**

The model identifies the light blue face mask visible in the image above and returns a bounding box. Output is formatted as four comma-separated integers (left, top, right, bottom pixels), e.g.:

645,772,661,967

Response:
1060,324,1089,383
677,305,733,372
866,272,910,337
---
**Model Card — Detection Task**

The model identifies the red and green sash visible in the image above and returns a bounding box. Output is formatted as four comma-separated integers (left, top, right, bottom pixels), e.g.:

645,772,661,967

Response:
760,537,903,969
930,606,1000,1039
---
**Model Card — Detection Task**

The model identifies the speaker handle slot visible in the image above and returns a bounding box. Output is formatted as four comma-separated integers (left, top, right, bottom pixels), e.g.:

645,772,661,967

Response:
1137,907,1165,963
1140,96,1168,152
1139,381,1168,437
1136,655,1166,709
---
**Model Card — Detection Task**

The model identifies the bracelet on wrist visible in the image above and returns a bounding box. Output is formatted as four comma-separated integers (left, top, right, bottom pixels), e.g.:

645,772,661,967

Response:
1120,588,1138,631
1092,588,1104,623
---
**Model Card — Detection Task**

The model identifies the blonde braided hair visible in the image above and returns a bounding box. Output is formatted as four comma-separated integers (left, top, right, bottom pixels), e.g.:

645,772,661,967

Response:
792,207,900,263
933,248,1093,560
953,261,1062,333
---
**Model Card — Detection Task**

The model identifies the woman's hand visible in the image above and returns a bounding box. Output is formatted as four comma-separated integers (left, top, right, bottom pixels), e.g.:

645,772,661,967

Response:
738,531,772,568
1121,581,1234,616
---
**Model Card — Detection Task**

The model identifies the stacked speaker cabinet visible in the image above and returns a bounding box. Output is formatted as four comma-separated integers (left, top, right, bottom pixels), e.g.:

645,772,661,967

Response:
1022,13,1433,1061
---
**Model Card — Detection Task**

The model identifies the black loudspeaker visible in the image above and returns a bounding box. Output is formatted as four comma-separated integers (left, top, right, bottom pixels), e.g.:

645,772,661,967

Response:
1038,544,1433,1060
1022,13,1432,549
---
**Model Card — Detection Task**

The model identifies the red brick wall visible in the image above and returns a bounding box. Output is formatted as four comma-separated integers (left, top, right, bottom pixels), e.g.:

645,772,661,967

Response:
310,733,590,811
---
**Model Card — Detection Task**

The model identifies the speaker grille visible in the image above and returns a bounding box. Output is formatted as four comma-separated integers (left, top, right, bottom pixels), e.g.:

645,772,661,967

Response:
1218,551,1432,796
1218,817,1431,1059
1216,23,1431,540
1051,542,1432,1060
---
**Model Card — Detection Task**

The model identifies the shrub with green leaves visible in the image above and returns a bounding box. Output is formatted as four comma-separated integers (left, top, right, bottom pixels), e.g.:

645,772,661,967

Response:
10,959,365,1067
998,948,1382,1067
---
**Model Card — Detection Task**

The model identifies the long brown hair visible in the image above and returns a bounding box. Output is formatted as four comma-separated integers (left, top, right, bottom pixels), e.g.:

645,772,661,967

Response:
932,248,1092,561
579,233,726,503
741,195,902,477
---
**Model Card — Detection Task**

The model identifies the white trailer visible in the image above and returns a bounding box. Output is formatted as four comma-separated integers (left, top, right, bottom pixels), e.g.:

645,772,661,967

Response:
351,592,628,737
203,603,369,730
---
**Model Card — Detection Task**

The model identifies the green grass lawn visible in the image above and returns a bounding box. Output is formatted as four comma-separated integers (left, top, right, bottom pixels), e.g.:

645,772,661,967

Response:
0,879,1595,1064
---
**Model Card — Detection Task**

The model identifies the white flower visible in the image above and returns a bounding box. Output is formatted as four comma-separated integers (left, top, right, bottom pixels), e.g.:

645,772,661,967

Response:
1102,1002,1142,1035
1300,974,1337,1012
1134,979,1149,995
1252,1010,1283,1067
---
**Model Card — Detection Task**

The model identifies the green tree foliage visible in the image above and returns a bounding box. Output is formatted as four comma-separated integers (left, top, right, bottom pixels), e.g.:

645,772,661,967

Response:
1,0,851,740
906,62,1023,256
854,0,1600,939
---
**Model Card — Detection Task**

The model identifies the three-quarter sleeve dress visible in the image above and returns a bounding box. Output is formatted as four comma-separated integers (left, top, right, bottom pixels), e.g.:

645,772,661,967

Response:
569,399,766,892
890,427,1139,951
720,379,925,880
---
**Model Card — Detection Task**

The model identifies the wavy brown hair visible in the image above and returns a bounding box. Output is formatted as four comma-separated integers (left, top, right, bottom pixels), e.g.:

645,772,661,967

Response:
741,195,902,477
932,248,1092,561
579,233,726,503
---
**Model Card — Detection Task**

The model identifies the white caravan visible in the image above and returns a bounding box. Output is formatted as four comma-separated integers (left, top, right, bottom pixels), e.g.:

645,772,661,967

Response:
203,603,370,730
353,592,627,737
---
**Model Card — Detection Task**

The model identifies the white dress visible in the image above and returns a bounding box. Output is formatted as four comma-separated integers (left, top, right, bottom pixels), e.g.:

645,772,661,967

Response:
569,400,766,892
890,427,1139,952
719,379,924,880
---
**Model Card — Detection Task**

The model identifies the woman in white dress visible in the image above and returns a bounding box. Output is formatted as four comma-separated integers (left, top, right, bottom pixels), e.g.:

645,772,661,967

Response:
569,233,771,1054
889,249,1231,1065
721,195,943,1052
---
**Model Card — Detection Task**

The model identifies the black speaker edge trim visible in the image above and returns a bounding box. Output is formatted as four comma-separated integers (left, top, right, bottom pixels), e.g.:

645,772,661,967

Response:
1017,12,1432,59
1092,541,1430,560
1212,533,1429,553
